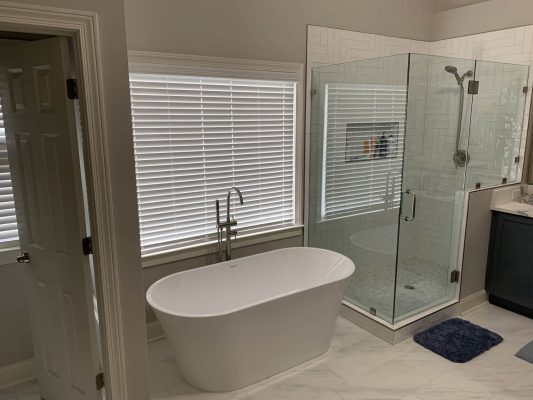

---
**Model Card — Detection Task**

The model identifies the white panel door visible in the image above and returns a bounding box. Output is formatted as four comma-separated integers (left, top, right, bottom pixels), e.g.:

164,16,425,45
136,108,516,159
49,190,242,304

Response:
0,37,100,400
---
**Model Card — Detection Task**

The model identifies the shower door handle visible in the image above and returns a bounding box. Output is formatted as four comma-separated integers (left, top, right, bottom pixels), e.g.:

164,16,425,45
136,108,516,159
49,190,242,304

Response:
402,189,416,222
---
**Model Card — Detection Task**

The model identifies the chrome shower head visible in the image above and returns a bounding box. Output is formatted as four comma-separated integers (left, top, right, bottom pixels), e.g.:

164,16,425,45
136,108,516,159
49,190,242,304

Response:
445,65,473,85
445,65,458,74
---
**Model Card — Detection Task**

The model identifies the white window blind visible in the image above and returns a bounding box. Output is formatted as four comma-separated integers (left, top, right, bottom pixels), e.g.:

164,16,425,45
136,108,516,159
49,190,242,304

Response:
0,102,18,247
322,83,407,219
130,73,296,256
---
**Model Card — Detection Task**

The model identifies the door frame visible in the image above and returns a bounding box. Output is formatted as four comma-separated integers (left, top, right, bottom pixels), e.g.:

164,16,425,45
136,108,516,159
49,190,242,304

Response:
0,3,134,399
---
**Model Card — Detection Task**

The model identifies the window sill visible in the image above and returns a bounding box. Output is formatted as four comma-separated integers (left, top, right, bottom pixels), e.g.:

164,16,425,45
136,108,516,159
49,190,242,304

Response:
141,225,304,269
0,247,20,266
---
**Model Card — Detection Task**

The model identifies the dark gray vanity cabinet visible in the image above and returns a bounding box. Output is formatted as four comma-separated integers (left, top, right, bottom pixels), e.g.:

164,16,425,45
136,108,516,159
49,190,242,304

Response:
486,211,533,318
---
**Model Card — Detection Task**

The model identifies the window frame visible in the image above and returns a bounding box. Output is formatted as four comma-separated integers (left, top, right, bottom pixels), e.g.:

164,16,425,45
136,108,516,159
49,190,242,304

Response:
127,51,304,266
320,82,407,221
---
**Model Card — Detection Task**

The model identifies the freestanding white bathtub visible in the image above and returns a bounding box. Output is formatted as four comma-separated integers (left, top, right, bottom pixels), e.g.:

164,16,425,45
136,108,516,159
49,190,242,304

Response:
146,247,355,392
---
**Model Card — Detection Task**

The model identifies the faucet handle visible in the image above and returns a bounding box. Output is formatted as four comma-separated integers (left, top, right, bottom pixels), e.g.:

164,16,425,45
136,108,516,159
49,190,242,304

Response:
229,229,238,239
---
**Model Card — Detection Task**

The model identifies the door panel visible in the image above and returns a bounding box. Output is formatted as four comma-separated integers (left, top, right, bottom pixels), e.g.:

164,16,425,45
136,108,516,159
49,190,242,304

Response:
394,54,475,323
465,61,529,189
15,132,43,246
0,37,99,400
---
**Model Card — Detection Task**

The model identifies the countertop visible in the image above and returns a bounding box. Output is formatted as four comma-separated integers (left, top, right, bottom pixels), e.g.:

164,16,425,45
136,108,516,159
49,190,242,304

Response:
491,201,533,218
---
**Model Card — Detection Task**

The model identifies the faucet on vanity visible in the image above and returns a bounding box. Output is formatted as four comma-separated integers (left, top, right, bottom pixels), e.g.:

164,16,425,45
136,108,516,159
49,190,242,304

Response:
216,187,244,261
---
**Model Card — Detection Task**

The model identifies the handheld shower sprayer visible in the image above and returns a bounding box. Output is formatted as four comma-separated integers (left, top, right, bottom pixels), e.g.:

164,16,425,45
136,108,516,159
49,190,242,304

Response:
445,65,474,167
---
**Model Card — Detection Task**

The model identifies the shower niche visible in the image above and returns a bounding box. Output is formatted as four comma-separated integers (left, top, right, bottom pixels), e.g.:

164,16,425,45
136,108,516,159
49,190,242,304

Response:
308,54,529,327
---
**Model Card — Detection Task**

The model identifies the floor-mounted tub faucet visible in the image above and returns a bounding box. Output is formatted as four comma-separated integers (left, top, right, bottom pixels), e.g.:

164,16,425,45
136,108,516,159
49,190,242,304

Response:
216,187,244,261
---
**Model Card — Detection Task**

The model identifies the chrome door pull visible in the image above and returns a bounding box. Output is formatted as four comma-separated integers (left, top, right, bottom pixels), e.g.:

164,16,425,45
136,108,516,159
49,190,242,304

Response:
402,189,416,222
17,251,31,263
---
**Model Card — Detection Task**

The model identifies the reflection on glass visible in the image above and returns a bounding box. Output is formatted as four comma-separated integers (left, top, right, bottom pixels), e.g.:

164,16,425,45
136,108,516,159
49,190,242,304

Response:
308,54,530,326
466,61,529,189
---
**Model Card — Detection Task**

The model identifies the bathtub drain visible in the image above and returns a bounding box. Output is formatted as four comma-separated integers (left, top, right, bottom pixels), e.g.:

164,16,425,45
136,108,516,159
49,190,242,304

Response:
404,285,416,290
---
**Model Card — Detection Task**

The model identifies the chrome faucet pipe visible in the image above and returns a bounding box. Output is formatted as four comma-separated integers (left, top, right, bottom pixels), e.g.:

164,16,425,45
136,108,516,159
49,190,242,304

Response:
225,187,244,260
226,186,244,222
215,200,223,262
215,187,245,262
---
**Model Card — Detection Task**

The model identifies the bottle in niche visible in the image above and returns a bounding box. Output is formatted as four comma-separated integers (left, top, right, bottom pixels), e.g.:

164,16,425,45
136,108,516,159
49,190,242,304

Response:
377,132,389,158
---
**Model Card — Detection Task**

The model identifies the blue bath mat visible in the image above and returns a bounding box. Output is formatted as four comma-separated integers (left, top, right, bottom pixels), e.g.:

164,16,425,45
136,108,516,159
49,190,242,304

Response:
413,318,503,363
515,340,533,364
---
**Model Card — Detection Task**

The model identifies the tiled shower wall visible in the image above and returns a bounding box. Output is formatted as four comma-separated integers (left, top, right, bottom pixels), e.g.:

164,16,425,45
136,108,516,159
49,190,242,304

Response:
306,25,533,271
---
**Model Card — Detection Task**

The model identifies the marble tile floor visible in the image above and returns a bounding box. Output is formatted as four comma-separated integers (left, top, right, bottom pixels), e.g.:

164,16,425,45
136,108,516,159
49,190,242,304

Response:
2,304,531,400
148,303,533,400
344,256,450,323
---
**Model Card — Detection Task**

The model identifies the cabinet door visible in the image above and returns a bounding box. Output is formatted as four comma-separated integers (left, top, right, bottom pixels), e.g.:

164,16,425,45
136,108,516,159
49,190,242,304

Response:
487,212,533,310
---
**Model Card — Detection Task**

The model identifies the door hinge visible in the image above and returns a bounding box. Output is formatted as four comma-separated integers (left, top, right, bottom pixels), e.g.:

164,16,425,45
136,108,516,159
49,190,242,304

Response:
450,270,461,283
467,80,479,95
524,86,529,94
66,78,79,100
82,236,92,255
95,372,104,390
515,156,521,163
310,88,317,96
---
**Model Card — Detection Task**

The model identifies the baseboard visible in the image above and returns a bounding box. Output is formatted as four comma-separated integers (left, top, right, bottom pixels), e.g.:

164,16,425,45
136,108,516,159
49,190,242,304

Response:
146,320,165,343
341,291,489,345
0,358,36,389
340,304,395,344
459,290,489,314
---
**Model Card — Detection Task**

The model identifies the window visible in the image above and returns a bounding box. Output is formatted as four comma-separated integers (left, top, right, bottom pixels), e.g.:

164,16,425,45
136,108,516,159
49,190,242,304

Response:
321,83,406,219
129,58,301,257
0,102,18,248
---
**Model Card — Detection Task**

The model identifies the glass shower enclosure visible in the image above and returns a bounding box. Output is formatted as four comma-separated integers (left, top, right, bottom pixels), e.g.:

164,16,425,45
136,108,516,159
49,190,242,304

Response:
308,54,529,326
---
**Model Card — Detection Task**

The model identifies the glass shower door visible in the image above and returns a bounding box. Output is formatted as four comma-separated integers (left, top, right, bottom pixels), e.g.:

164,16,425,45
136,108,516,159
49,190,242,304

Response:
394,54,476,323
308,55,409,325
465,61,530,189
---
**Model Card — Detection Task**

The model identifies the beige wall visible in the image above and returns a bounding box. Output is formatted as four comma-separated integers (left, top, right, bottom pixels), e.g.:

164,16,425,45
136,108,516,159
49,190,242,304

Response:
2,0,533,389
460,189,494,299
433,0,533,40
0,0,150,398
123,0,439,325
0,263,33,366
124,0,436,63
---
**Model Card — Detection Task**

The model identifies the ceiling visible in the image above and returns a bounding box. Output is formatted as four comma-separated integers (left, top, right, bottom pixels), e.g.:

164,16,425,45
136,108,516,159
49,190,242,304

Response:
434,0,491,12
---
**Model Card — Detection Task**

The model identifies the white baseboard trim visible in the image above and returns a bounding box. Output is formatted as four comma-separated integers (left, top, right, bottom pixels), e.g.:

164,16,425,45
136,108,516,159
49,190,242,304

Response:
341,291,489,345
459,290,489,314
0,358,36,389
146,321,165,343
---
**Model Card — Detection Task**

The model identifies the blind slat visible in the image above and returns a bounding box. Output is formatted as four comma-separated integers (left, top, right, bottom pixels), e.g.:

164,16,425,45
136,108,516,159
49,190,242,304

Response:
0,103,18,245
130,73,296,256
322,83,407,219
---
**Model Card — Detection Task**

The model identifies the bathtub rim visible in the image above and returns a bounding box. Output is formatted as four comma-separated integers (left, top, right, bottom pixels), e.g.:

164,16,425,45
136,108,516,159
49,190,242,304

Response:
146,247,354,319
